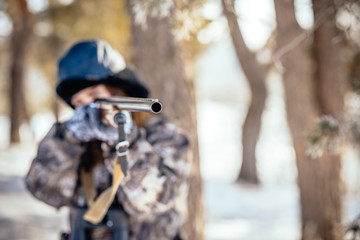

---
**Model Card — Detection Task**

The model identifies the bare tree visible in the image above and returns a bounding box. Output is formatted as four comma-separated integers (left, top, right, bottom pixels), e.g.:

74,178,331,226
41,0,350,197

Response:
274,0,347,239
126,1,204,239
8,0,32,143
222,0,267,184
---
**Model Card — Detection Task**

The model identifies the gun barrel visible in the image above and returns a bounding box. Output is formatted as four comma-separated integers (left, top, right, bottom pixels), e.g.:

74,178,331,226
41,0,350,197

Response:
95,97,162,114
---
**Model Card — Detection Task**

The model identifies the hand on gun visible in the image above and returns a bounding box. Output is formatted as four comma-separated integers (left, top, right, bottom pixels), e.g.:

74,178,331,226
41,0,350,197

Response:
64,103,128,144
65,96,162,143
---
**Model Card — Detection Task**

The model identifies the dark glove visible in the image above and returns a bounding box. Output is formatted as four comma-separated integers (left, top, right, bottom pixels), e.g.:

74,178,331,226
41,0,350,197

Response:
65,103,134,144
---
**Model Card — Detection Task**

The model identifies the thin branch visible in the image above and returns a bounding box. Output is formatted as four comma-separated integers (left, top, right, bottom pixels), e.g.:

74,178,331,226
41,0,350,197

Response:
273,4,336,73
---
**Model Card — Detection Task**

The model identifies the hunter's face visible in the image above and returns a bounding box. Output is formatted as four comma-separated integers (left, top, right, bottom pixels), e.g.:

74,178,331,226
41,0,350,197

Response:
71,84,126,108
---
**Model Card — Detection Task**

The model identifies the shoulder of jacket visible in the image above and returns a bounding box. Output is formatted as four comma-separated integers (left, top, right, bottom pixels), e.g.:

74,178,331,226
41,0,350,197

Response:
43,122,81,144
143,116,189,148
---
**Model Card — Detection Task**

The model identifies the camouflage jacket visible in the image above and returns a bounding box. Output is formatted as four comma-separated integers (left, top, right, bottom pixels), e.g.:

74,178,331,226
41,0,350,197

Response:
25,116,191,240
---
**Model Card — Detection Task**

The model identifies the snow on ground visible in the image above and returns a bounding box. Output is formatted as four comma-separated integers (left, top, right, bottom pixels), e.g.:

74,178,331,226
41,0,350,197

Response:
203,181,300,240
0,141,69,240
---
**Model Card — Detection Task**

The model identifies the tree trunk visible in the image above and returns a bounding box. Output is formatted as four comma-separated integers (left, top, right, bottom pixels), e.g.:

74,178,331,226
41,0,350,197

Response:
222,0,267,184
126,2,204,239
274,0,345,239
9,0,32,144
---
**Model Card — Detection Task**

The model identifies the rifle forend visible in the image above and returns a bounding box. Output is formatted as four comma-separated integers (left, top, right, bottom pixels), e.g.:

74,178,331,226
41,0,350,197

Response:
94,96,162,114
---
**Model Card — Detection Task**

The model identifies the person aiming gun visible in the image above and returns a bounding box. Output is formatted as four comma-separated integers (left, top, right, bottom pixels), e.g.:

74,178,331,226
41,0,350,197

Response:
25,40,191,240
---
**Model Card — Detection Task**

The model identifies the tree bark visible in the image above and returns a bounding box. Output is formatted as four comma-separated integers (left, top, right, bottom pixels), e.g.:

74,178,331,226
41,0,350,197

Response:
9,0,32,144
312,0,346,115
222,0,267,184
274,0,345,239
126,2,204,239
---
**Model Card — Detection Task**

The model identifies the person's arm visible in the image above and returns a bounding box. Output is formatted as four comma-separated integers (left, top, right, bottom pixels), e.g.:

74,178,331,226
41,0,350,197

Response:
116,117,191,219
25,123,85,209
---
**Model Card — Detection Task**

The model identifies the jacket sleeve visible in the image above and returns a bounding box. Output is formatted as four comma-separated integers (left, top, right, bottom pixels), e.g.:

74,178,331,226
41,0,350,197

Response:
25,123,85,209
117,117,191,220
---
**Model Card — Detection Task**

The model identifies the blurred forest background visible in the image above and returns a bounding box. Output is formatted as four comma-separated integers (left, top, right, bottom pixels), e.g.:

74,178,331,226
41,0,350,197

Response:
2,0,360,240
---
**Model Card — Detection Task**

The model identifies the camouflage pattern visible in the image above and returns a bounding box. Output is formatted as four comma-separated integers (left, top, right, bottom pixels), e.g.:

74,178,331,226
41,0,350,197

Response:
25,116,191,240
